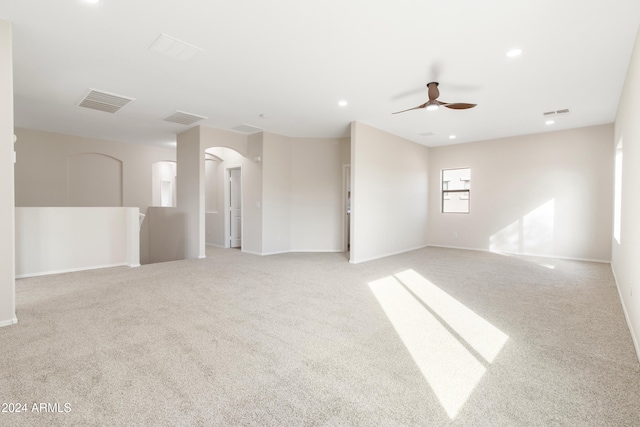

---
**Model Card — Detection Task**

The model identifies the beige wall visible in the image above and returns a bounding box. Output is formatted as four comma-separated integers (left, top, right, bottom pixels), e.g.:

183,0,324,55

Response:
147,207,186,263
176,126,204,259
428,125,614,261
261,133,349,255
350,122,430,263
262,132,292,254
290,137,347,252
0,20,16,327
67,153,123,207
243,133,264,255
13,128,176,264
204,156,222,246
613,25,640,359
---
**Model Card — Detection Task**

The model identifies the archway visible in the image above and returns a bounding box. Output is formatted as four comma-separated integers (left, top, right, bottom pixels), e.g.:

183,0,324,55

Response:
204,147,244,249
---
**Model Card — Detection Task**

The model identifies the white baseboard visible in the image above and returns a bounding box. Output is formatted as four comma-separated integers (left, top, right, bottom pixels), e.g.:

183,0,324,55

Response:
427,244,611,264
16,263,129,279
290,249,343,253
259,250,290,256
0,317,18,328
240,249,344,257
350,244,429,264
240,249,265,256
611,266,640,364
206,243,226,248
427,244,489,253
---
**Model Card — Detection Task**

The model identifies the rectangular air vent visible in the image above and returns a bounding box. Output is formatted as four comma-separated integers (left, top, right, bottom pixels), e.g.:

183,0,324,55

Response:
150,34,202,61
419,132,435,137
232,124,263,134
78,89,135,113
163,111,207,125
543,109,570,116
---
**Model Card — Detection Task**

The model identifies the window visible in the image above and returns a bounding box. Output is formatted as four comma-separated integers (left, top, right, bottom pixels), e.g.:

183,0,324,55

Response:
442,168,470,213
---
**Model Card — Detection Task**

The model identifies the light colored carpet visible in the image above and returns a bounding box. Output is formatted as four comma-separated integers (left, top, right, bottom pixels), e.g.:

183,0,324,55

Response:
1,246,639,426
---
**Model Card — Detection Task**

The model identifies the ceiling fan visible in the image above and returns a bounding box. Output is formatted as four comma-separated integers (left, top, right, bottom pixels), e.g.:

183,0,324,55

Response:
392,82,476,114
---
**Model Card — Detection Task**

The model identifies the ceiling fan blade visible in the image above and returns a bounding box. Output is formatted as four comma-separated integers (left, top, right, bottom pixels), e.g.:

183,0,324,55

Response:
391,86,427,101
392,102,427,114
441,102,477,110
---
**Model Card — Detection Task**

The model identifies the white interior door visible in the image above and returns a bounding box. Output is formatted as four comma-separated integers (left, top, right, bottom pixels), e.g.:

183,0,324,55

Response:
344,164,351,253
229,168,242,248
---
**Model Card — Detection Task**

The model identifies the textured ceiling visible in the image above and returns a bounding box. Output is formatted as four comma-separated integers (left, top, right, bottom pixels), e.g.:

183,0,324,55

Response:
2,0,640,147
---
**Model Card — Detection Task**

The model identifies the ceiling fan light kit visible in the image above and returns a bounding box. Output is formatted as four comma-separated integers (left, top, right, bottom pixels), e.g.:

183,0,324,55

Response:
393,81,477,114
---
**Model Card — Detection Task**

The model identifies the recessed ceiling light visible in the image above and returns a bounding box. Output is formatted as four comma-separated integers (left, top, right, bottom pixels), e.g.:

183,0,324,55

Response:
506,48,522,58
338,100,348,107
545,120,555,125
84,0,100,3
259,114,269,119
449,135,456,139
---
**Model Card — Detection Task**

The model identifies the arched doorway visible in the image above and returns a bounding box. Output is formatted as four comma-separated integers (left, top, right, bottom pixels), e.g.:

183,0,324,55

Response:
205,147,244,249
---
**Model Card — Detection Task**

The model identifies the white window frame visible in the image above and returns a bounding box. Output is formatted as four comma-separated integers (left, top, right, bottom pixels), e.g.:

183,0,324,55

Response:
442,168,470,214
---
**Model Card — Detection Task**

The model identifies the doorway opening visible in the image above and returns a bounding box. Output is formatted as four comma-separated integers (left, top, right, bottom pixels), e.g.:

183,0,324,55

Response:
343,164,351,255
204,147,243,251
228,167,242,249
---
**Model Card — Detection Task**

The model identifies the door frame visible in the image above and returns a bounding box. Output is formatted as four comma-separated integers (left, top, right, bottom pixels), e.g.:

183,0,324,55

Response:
342,164,351,253
225,165,242,249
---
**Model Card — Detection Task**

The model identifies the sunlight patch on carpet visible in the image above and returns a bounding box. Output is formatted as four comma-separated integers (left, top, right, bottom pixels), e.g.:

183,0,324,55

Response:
395,269,508,363
368,270,509,419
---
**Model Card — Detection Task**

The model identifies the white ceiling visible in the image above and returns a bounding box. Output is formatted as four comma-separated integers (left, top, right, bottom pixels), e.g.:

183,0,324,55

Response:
2,0,640,148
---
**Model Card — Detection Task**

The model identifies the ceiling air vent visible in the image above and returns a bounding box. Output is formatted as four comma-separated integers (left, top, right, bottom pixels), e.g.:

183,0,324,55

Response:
543,108,570,116
150,34,203,61
232,124,263,134
163,111,207,125
78,89,135,113
419,132,435,137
